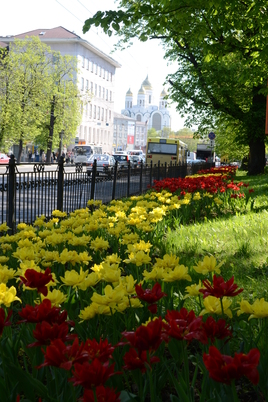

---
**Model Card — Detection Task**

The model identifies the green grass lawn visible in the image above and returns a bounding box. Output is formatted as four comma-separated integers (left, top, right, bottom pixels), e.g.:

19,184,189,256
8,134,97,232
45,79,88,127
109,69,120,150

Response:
164,170,268,301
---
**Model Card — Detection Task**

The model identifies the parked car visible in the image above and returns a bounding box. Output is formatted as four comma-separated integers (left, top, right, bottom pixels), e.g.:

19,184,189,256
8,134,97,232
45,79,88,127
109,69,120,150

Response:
187,158,206,164
112,153,132,170
87,154,116,177
0,153,10,164
129,155,143,168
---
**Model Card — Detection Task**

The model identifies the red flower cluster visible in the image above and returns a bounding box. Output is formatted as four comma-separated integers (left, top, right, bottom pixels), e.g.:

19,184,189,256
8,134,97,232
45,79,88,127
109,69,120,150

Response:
135,283,167,304
122,317,165,353
121,318,164,372
134,282,167,314
28,321,76,348
163,308,207,344
199,275,243,299
150,166,252,200
203,346,260,385
123,348,160,372
70,359,118,389
202,316,232,343
39,337,115,371
20,268,54,296
18,299,70,325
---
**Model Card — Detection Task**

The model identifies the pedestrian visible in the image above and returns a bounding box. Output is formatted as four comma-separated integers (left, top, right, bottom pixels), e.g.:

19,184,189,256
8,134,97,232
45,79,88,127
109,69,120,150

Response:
28,150,32,162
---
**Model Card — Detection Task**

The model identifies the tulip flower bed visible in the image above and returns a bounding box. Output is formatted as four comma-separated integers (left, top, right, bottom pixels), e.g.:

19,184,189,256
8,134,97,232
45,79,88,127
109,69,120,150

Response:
0,166,266,402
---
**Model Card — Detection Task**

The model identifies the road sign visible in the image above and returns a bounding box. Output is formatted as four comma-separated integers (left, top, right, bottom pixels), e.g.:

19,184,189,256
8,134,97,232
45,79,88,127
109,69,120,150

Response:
208,132,215,140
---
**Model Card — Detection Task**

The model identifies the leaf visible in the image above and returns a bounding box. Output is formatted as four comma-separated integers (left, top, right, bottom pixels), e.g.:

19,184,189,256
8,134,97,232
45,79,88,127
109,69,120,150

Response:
7,363,49,399
120,390,138,401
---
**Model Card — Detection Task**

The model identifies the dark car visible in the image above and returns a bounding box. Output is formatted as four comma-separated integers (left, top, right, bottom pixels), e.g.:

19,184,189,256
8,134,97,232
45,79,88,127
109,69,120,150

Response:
129,155,143,168
112,153,132,170
87,154,116,177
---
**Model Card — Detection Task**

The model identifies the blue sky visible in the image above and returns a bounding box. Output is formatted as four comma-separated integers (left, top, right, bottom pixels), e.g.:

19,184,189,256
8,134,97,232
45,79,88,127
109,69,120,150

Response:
0,0,188,131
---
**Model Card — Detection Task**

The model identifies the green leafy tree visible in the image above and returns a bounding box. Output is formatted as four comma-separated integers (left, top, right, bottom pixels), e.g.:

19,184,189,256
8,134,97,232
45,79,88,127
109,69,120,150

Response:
0,37,82,162
83,0,268,175
147,128,158,138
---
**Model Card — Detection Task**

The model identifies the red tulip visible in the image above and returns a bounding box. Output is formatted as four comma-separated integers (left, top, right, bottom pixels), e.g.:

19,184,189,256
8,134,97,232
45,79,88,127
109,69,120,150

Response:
18,299,70,325
122,317,165,353
199,275,243,299
70,359,119,389
134,282,167,304
123,348,160,372
20,268,54,296
203,346,260,385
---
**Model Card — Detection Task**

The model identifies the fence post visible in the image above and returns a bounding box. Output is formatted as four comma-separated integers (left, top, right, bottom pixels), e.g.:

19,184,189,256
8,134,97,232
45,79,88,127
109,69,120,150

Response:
139,161,143,193
157,161,160,181
90,159,97,200
127,161,130,198
112,161,118,200
7,155,16,234
149,160,153,188
57,156,64,211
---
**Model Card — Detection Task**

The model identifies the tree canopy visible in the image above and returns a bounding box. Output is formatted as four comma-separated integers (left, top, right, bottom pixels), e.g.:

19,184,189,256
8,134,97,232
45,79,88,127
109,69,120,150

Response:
83,0,268,174
0,37,82,162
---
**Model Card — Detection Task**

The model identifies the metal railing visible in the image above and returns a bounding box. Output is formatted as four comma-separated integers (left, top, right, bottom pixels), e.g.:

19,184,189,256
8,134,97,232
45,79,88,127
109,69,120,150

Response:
0,155,212,233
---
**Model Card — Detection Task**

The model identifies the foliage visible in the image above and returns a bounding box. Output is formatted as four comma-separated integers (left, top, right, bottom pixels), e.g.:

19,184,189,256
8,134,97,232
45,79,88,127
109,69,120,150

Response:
0,167,268,400
0,37,82,160
83,0,268,175
170,128,200,153
147,127,159,138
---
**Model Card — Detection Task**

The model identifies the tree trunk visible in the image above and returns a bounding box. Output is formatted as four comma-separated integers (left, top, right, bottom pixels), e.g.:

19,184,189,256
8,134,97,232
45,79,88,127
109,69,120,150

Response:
46,95,55,163
248,138,265,175
17,138,23,163
247,88,266,175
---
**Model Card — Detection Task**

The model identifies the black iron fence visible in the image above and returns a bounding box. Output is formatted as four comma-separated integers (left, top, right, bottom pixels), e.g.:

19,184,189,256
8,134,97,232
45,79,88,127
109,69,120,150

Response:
0,155,212,233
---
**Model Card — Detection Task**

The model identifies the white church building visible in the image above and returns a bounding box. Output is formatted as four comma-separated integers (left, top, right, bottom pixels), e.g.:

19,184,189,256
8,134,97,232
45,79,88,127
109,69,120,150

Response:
121,75,170,133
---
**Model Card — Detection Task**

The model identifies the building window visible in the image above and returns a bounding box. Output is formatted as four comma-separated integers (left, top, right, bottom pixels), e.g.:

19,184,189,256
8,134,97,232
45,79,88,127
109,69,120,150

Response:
101,108,104,121
86,58,89,70
109,91,112,102
93,105,96,119
85,103,88,117
136,114,142,122
99,67,102,77
86,80,89,91
110,72,112,82
89,104,92,118
103,69,105,79
97,106,100,120
91,61,94,72
105,109,108,122
95,84,97,96
109,110,111,120
91,82,93,93
81,56,85,68
102,87,105,99
99,86,101,97
149,95,151,104
88,127,91,143
95,63,98,74
106,89,108,101
81,77,84,91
